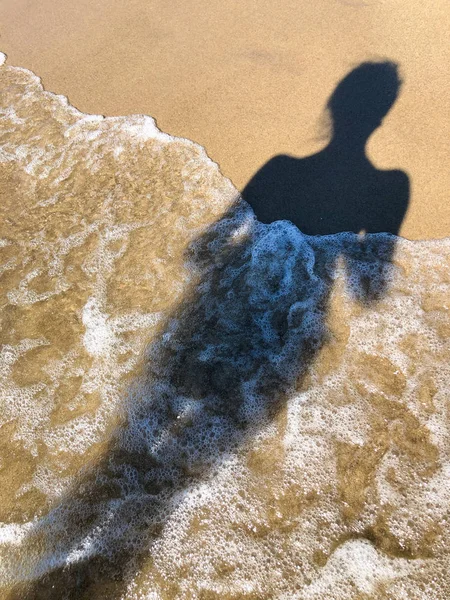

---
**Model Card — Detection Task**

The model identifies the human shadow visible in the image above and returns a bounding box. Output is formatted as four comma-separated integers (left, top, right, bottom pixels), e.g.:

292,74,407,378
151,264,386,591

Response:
7,63,409,600
7,203,329,599
242,61,409,301
7,201,400,599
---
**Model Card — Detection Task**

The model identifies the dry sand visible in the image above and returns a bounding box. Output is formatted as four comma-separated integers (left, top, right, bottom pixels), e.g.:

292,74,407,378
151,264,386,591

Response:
0,0,449,240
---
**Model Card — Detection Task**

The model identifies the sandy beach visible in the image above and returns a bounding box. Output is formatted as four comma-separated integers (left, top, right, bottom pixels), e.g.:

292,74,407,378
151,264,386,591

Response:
2,3,450,598
0,0,449,240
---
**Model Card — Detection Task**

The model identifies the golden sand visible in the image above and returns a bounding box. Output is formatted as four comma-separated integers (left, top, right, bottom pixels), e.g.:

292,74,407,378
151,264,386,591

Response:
0,0,449,240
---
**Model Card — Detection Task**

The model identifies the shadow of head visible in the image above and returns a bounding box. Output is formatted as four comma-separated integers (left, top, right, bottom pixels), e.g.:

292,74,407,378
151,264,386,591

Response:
328,61,402,141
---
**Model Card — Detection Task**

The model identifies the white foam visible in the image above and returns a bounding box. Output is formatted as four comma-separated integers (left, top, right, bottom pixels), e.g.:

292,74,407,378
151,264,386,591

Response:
82,297,116,358
300,540,417,598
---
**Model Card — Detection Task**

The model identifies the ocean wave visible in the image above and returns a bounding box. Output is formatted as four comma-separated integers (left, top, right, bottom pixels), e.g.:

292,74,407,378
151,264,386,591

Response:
1,52,450,599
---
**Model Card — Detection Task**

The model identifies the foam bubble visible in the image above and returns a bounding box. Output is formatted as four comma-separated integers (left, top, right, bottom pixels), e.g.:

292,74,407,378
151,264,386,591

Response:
82,297,116,357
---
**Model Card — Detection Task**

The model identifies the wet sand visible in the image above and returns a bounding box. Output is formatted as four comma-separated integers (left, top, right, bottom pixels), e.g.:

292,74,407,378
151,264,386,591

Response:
0,0,449,240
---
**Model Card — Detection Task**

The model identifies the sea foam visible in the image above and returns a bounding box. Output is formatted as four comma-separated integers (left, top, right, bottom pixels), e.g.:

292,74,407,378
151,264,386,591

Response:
1,51,450,599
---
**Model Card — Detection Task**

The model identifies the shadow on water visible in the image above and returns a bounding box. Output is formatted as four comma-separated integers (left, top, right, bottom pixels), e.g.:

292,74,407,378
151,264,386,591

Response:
10,61,409,599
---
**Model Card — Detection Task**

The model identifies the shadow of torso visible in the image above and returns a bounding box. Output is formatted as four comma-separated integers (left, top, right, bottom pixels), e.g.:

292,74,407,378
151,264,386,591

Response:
242,150,409,236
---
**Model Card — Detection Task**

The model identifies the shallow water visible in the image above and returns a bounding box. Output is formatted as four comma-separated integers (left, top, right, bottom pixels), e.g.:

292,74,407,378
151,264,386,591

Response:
1,52,450,599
